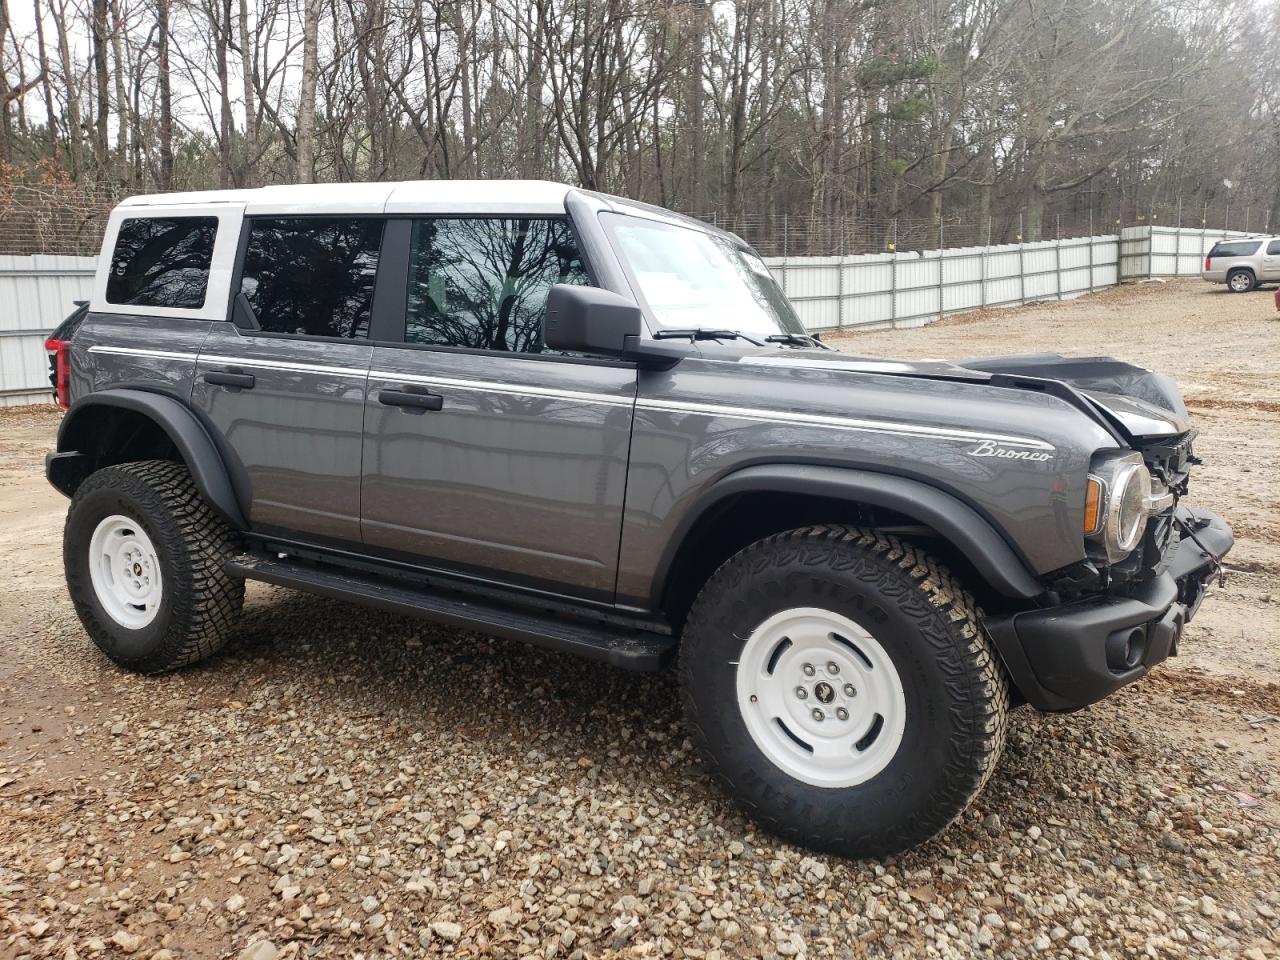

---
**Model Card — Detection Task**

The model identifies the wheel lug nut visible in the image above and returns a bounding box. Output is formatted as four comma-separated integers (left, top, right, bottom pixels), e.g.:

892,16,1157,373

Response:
795,687,808,699
836,707,849,721
826,661,839,674
843,684,857,697
802,663,815,677
811,708,824,722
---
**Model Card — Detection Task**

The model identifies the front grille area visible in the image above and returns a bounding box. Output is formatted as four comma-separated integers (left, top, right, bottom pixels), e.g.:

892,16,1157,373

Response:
1112,429,1197,584
1137,429,1197,497
1039,430,1201,596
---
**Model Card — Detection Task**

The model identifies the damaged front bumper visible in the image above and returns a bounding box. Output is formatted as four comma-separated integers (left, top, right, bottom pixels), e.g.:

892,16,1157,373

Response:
985,507,1233,712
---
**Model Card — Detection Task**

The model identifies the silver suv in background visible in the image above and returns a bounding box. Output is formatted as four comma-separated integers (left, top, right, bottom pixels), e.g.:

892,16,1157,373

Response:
1202,236,1280,292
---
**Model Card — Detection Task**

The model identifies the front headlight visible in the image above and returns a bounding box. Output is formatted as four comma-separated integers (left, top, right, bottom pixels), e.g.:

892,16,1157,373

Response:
1085,453,1155,563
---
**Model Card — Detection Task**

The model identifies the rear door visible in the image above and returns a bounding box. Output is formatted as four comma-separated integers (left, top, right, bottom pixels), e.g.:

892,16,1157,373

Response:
192,216,385,544
359,216,637,600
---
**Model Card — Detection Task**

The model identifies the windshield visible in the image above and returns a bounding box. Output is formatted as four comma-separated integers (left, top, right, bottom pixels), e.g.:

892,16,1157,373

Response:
602,213,805,336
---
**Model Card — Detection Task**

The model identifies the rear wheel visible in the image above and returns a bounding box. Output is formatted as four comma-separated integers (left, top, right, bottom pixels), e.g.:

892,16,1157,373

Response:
64,460,244,673
1227,268,1257,293
680,525,1008,858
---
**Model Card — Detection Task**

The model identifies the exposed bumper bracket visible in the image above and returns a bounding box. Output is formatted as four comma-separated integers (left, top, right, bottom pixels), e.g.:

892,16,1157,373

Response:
985,507,1233,712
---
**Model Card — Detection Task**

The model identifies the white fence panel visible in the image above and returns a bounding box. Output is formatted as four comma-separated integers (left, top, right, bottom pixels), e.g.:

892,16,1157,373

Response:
0,255,97,407
1120,225,1261,278
767,234,1121,333
985,245,1023,279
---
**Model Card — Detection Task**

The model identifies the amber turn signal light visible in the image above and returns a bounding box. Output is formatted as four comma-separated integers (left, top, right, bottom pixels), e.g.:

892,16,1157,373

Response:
1083,476,1103,536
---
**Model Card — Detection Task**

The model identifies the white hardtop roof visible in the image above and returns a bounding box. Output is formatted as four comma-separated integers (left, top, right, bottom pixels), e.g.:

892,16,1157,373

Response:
117,179,574,216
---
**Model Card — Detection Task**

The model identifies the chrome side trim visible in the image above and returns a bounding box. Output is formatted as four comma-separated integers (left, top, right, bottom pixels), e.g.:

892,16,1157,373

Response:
635,397,1055,450
368,369,635,408
198,352,370,380
88,345,200,363
90,346,634,406
91,346,369,380
89,346,1052,449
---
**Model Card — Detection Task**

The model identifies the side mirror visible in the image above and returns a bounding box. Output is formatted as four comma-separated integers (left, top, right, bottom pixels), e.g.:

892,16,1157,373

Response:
545,284,642,357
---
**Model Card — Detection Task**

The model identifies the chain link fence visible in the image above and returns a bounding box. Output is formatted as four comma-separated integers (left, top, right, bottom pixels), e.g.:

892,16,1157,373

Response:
2,179,1273,258
689,205,1275,258
0,183,117,257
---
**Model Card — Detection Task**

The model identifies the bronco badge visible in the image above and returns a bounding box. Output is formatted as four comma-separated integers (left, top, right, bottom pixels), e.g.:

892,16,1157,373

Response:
967,439,1053,462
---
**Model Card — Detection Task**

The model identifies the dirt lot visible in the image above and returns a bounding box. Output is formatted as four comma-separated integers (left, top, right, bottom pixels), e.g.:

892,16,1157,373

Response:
1,278,1277,960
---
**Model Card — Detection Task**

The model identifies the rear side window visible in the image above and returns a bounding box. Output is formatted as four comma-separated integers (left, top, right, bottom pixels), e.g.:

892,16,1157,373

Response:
1268,240,1280,255
1209,240,1262,258
404,217,591,353
106,216,218,308
240,218,383,338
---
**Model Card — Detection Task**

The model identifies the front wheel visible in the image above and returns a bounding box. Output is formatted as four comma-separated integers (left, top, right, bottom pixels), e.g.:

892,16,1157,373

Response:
64,460,245,674
680,525,1008,858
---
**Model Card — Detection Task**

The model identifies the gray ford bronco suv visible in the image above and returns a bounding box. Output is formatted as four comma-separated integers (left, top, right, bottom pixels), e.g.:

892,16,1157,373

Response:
46,180,1233,858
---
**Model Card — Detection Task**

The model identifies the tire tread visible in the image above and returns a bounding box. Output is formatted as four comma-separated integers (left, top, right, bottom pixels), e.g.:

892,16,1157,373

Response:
679,523,1009,857
67,460,243,673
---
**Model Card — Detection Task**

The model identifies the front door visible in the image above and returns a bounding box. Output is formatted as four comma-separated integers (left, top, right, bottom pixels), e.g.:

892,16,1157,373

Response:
360,216,637,600
193,216,384,544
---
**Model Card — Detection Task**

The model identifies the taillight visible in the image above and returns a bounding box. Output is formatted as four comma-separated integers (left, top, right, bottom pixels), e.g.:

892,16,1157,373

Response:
1204,255,1211,271
45,337,71,410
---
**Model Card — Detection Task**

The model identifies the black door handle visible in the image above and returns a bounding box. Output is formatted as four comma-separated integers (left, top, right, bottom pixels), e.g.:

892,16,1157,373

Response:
204,369,256,390
378,387,443,411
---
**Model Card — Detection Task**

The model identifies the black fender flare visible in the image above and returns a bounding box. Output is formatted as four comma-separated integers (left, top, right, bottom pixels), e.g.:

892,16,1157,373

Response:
52,389,248,530
654,463,1045,602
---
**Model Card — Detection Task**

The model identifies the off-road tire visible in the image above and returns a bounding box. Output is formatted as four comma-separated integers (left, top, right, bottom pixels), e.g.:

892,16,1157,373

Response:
64,460,244,673
680,525,1009,858
1227,268,1257,293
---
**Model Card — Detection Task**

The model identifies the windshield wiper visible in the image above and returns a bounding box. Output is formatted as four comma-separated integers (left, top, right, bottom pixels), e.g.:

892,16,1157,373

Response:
653,328,766,346
765,333,831,350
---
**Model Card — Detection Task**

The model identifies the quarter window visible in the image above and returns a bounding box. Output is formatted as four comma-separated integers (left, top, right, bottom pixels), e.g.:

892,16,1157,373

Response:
1208,240,1262,258
404,218,591,353
240,218,383,338
106,216,218,309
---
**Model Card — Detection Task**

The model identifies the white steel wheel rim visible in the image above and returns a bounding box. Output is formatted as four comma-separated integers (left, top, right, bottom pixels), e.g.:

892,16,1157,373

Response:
735,607,907,788
88,514,163,629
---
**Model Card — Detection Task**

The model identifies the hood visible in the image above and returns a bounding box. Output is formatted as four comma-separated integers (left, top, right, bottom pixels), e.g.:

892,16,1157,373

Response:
1075,390,1190,440
958,353,1192,440
732,349,1191,442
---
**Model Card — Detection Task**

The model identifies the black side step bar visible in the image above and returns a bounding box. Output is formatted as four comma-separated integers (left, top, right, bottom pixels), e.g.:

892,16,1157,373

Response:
225,553,675,672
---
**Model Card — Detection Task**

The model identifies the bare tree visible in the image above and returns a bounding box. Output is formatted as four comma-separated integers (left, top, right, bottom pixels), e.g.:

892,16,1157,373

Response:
0,0,1274,252
238,0,258,185
90,0,110,174
49,0,84,176
157,0,174,188
295,0,320,182
31,0,58,163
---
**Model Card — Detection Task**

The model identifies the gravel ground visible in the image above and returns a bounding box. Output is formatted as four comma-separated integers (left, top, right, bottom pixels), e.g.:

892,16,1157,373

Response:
1,278,1278,960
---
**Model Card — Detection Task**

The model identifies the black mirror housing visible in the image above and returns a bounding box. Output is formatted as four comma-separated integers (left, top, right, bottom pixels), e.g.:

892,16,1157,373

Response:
545,284,690,368
545,284,643,356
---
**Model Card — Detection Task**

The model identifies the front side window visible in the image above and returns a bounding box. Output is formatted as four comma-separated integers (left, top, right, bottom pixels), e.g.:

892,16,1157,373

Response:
106,216,218,308
602,213,804,336
404,218,591,353
240,218,383,338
